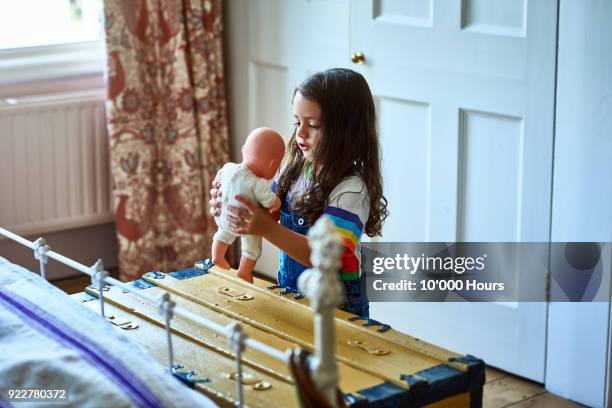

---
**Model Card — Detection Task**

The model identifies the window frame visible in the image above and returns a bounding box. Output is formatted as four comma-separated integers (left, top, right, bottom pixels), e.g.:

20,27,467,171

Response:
0,40,106,86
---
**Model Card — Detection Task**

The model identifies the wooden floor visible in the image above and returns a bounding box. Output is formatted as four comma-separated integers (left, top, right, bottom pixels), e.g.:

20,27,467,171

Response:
483,367,585,407
54,270,119,295
53,274,585,408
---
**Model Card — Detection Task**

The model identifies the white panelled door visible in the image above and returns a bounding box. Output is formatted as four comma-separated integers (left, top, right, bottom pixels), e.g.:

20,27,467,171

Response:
351,0,557,381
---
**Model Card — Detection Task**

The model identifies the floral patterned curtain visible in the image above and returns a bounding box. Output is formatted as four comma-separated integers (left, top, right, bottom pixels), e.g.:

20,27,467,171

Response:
103,0,229,281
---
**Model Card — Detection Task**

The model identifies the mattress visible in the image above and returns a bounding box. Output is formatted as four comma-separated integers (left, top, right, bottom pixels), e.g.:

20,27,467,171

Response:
0,256,217,408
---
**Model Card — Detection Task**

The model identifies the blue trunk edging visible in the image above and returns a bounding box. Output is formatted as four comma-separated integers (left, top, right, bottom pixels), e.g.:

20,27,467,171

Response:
0,287,165,408
127,267,206,291
350,381,412,407
195,258,215,273
343,392,369,407
349,354,485,407
129,278,157,290
73,292,97,302
266,284,305,300
346,316,391,333
169,267,206,280
171,363,211,388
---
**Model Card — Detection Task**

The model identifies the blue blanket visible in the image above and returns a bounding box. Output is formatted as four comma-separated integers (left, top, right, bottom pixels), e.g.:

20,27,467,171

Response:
0,256,217,408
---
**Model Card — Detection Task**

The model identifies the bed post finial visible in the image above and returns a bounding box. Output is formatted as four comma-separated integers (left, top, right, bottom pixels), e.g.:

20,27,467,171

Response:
298,215,344,408
90,259,108,318
33,237,49,280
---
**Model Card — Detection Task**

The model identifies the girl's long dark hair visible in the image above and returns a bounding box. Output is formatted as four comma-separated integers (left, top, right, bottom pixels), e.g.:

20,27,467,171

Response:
277,68,388,237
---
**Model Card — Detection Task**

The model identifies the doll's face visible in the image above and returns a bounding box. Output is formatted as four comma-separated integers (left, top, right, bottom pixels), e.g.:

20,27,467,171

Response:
292,91,321,162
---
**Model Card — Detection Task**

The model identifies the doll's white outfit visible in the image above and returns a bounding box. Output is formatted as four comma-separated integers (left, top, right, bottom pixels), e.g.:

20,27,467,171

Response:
213,163,277,260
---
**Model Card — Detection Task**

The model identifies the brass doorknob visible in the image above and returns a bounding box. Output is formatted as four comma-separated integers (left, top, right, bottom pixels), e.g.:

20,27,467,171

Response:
351,52,366,64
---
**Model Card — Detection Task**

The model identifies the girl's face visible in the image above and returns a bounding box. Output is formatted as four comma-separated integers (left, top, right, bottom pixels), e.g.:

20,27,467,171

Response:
292,91,322,162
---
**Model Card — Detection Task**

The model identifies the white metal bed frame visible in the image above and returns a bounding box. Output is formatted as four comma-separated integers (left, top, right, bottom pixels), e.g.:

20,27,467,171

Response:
0,217,344,407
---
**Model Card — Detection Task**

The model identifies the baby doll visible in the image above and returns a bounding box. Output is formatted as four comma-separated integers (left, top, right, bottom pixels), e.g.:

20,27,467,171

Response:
212,127,285,283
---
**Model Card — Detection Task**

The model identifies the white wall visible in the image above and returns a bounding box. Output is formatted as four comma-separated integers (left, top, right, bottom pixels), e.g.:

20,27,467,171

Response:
545,1,612,407
0,71,118,280
0,223,118,281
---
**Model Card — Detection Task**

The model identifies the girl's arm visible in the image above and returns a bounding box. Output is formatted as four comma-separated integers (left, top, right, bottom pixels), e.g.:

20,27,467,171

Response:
261,219,312,267
227,195,313,267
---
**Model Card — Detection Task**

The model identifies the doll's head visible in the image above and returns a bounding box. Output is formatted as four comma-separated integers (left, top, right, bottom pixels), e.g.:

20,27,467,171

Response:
242,127,285,180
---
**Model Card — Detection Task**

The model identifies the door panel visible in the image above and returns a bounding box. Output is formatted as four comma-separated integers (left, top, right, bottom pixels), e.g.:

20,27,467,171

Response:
376,97,431,241
457,110,523,241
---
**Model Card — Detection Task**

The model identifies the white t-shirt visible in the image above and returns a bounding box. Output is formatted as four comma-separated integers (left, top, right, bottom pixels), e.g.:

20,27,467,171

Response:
285,172,370,280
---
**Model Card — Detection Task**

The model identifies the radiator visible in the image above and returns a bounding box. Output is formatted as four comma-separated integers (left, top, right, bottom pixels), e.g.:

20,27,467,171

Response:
0,90,113,236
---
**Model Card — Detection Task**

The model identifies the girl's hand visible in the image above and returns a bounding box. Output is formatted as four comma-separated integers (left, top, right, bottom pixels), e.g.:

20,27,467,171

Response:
209,180,222,217
226,195,274,236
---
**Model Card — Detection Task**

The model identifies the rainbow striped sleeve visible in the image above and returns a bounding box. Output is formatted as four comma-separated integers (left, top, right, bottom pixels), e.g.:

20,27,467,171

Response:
323,206,364,281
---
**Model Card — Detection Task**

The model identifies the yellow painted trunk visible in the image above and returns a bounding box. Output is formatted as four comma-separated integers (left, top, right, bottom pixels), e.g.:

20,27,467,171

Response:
80,262,485,407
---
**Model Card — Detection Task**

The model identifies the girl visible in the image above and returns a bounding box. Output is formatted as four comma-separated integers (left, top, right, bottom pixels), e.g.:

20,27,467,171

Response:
210,68,388,317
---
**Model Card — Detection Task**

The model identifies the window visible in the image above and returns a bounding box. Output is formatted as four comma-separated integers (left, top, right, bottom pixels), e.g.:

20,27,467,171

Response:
0,0,105,85
0,0,103,50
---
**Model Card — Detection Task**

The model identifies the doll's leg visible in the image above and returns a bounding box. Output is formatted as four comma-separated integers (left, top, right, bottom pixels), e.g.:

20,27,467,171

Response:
212,228,234,269
236,257,256,283
237,235,262,283
212,241,231,269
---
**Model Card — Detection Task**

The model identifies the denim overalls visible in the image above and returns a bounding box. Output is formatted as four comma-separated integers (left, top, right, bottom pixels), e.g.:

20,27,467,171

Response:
277,193,370,318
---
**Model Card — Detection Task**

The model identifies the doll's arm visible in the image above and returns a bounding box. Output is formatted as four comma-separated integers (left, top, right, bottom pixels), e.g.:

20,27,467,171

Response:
269,200,281,222
267,196,282,222
253,178,279,209
268,196,281,212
